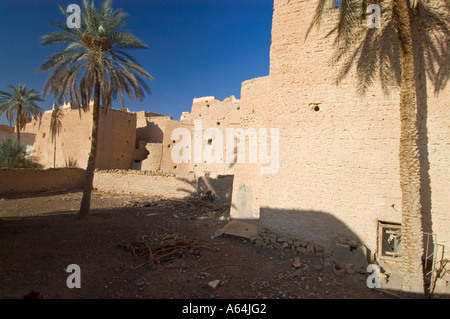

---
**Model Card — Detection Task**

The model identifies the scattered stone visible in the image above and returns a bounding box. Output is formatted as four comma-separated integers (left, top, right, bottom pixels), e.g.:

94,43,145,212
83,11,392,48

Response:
212,230,223,238
333,262,345,276
315,246,324,253
277,237,288,243
300,240,308,247
314,264,323,271
208,280,221,290
296,247,307,254
356,267,366,274
315,251,324,258
306,245,315,255
255,239,264,247
348,240,359,247
292,257,303,268
345,263,355,274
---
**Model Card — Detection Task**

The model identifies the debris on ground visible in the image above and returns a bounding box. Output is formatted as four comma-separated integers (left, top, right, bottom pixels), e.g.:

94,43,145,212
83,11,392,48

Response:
292,257,303,268
118,233,200,269
121,195,230,221
208,280,221,290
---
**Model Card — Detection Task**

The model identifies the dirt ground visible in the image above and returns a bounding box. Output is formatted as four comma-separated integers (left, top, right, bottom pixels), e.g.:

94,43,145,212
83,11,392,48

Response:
0,190,393,299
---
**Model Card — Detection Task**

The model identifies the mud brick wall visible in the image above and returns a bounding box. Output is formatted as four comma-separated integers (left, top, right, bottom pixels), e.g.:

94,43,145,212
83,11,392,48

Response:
231,0,450,266
0,168,86,196
93,170,197,199
94,170,234,204
29,105,136,170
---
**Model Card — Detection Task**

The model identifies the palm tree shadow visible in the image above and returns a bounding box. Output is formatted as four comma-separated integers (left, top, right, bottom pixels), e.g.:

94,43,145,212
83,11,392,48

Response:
327,2,449,244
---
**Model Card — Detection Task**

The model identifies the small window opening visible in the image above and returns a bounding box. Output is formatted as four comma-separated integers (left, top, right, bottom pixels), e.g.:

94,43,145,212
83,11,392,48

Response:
378,222,402,259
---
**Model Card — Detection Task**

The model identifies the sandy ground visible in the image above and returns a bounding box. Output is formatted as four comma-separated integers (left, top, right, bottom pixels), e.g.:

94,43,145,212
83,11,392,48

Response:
0,191,392,299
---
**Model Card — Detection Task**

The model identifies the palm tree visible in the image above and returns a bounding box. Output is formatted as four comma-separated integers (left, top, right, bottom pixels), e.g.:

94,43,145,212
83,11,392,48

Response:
39,0,153,218
0,84,43,146
50,103,64,168
305,0,449,297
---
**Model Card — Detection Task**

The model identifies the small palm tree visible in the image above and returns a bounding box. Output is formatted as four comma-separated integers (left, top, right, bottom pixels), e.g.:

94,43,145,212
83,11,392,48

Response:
0,84,44,146
50,104,64,168
39,0,153,217
0,139,42,169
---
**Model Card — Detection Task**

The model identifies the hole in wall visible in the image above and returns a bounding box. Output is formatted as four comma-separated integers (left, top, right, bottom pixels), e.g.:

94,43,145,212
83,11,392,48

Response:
314,106,320,112
216,122,220,125
207,139,213,145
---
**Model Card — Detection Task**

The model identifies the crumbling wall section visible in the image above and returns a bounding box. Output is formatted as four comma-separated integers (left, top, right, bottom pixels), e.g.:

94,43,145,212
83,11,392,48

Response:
160,96,242,176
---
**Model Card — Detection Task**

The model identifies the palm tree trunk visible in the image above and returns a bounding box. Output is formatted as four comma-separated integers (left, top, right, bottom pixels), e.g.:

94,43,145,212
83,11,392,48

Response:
16,120,21,147
53,139,57,168
16,105,21,147
393,0,425,297
79,79,101,218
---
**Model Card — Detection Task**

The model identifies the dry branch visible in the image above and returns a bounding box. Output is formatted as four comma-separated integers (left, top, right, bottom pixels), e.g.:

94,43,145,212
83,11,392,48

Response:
119,232,200,269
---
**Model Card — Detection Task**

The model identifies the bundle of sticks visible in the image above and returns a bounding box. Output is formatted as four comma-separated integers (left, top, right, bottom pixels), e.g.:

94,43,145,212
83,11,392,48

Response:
119,233,200,270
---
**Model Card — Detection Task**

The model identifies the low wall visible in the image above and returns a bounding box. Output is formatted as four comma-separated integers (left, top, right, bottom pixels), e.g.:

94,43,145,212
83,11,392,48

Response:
0,168,86,196
93,170,197,199
93,170,234,203
0,168,234,203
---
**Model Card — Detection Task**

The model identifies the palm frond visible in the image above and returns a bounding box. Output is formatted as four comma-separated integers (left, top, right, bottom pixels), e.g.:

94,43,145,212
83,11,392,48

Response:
39,0,152,112
306,0,334,40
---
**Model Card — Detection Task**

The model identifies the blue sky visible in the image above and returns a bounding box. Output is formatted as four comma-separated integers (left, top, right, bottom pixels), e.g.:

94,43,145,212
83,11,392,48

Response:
0,0,273,125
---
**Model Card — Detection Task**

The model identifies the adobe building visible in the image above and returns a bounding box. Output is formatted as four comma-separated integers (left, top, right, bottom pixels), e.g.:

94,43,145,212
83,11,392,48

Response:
24,102,137,170
228,0,450,292
2,0,448,293
133,95,242,176
0,125,15,142
1,123,37,155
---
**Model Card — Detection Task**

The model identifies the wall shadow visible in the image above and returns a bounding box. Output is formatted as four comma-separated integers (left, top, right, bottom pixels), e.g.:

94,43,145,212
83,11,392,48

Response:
175,174,234,205
258,207,365,253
